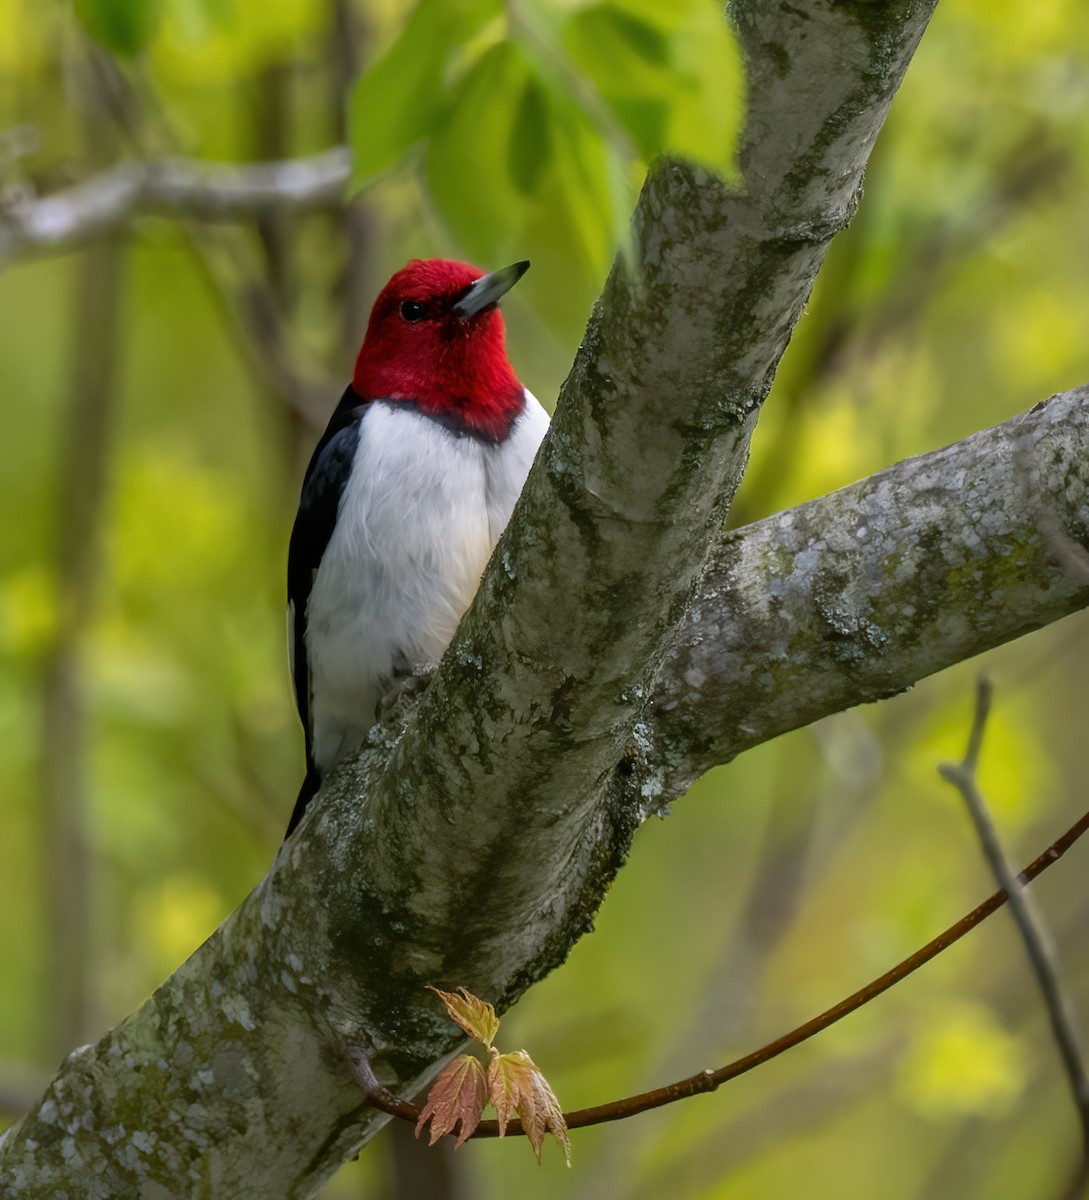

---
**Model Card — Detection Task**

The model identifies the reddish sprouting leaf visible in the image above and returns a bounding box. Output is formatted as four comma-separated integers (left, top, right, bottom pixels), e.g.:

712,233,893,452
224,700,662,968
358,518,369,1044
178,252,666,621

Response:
416,1055,488,1149
486,1049,519,1136
427,986,501,1047
486,1050,571,1166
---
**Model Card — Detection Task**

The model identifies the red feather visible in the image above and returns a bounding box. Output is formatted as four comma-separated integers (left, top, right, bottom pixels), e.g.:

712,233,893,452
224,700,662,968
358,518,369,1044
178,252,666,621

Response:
353,259,524,442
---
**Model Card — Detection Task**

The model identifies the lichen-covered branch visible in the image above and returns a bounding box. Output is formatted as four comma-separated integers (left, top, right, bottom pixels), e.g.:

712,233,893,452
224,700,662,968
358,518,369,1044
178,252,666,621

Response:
654,384,1089,787
0,147,351,267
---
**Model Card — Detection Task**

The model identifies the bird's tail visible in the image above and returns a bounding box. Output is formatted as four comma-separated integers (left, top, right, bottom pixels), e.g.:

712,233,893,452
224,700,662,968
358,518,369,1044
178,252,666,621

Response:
285,764,321,839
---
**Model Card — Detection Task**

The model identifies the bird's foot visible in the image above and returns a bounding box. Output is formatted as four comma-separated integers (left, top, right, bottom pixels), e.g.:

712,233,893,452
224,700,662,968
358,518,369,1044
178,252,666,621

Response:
376,662,438,725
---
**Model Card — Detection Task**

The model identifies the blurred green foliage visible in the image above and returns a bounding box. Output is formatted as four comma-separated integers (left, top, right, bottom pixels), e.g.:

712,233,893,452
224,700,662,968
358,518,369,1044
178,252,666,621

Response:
2,0,1089,1197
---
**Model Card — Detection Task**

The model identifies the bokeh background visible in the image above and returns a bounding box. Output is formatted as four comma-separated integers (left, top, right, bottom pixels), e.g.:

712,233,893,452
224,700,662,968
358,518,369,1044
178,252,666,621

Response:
2,0,1089,1197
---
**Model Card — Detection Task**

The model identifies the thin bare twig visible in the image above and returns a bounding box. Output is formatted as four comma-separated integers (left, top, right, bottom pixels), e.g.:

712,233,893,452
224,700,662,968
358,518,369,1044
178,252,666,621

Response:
939,676,1089,1184
351,803,1089,1140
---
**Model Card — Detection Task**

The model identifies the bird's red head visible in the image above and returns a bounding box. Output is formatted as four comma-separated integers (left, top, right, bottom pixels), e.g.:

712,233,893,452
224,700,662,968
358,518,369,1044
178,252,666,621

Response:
353,258,528,442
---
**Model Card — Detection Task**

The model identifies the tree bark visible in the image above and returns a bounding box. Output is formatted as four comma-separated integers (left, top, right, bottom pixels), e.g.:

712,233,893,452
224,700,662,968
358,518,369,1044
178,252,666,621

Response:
655,384,1089,790
22,3,1089,1199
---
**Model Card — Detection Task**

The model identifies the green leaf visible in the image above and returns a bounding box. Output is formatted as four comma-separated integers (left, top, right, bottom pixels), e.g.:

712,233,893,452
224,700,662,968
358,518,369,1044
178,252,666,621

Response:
562,5,672,100
75,0,163,56
560,5,676,158
509,76,552,197
608,97,669,160
506,82,623,338
662,1,745,174
561,0,743,171
566,4,668,74
425,40,532,262
350,0,501,187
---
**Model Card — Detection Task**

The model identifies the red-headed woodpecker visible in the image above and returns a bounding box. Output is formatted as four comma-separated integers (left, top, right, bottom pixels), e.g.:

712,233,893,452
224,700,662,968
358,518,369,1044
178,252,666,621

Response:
285,259,548,835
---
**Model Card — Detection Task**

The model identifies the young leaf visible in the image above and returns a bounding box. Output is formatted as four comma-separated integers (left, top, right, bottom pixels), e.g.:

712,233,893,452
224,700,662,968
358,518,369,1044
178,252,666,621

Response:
427,986,501,1048
487,1049,571,1165
350,0,501,187
485,1048,519,1136
415,1055,488,1149
425,40,531,262
509,76,552,197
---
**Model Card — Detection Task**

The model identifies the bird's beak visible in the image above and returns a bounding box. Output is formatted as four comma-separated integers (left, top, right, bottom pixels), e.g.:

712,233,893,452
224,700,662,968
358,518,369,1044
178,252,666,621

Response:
451,260,530,319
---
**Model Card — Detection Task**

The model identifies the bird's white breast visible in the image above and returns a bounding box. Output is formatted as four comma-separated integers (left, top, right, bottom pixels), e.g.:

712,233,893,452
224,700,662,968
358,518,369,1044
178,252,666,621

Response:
304,393,547,768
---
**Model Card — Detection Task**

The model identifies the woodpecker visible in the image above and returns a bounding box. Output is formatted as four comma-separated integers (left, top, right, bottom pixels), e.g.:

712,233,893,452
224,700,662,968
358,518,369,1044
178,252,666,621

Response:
285,258,548,835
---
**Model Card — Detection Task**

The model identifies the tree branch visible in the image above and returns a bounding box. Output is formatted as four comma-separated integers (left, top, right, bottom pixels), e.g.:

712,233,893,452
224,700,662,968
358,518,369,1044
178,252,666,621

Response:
0,147,351,266
654,384,1089,790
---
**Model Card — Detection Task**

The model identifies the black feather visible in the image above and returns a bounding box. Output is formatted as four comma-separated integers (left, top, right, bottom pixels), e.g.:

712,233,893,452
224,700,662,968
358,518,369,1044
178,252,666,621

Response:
286,385,368,833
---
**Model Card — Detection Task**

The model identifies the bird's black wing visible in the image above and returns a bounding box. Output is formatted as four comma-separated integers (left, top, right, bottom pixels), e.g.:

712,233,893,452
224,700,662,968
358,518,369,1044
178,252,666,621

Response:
286,388,367,832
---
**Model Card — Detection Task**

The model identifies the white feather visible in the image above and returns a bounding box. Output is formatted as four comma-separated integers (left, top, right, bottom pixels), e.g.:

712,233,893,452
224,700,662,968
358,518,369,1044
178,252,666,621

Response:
304,393,548,769
486,389,550,542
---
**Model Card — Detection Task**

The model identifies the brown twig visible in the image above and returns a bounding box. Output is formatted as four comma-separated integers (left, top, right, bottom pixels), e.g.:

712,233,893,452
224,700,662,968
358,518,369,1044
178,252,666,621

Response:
939,676,1089,1187
351,802,1089,1139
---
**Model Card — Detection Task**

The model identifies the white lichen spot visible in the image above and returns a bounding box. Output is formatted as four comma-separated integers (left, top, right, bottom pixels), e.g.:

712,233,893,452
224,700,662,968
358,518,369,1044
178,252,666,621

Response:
131,1130,157,1155
683,666,706,690
640,770,665,803
280,969,299,994
502,548,516,580
220,995,257,1031
38,1098,57,1125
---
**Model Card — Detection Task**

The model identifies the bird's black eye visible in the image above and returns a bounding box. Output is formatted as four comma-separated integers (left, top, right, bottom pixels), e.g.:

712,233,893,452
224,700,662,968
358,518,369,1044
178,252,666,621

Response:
400,300,425,323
